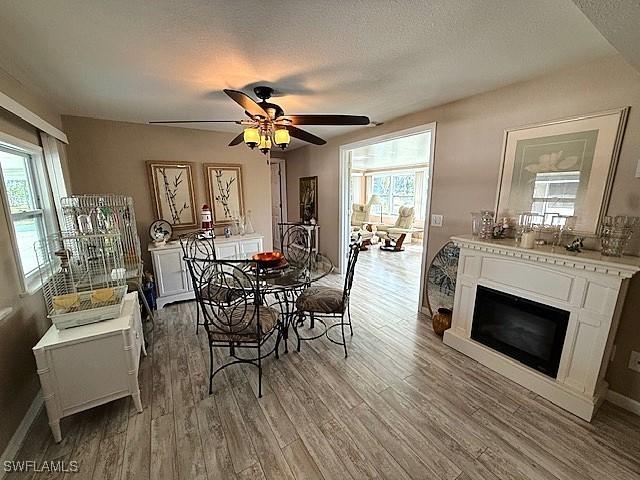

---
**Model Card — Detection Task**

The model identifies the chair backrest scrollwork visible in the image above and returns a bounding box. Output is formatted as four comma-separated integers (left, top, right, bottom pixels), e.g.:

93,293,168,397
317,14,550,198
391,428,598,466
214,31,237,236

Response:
278,223,316,268
184,256,266,341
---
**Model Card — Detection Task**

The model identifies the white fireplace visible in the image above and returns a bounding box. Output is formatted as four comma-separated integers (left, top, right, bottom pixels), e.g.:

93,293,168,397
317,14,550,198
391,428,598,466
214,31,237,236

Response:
444,235,640,421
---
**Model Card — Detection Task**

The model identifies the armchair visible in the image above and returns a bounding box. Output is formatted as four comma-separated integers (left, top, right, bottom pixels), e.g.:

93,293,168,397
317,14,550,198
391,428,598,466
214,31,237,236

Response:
351,199,373,230
351,199,376,249
377,206,421,251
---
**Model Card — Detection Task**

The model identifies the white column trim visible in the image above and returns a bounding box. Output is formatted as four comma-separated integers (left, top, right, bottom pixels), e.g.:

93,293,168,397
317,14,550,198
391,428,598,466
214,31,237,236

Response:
0,91,68,144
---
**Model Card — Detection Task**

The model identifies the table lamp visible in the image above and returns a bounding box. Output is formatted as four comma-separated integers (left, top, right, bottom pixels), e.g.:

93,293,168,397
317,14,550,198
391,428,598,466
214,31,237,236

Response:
369,194,383,223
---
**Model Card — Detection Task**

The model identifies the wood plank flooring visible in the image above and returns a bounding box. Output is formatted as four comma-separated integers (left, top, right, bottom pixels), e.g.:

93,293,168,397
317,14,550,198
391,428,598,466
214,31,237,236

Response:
8,245,640,480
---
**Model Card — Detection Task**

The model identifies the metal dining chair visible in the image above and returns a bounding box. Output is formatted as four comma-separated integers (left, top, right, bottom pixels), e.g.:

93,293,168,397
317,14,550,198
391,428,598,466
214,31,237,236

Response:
294,240,361,357
278,222,317,268
273,222,319,351
183,257,281,397
179,231,217,334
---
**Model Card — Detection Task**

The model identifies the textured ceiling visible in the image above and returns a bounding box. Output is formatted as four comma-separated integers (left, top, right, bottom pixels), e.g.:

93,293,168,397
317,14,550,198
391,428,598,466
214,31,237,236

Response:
0,0,614,142
572,0,640,72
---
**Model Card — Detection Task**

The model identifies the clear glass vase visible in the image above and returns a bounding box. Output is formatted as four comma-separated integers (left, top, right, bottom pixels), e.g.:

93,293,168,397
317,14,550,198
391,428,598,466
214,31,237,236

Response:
470,212,482,236
600,216,634,257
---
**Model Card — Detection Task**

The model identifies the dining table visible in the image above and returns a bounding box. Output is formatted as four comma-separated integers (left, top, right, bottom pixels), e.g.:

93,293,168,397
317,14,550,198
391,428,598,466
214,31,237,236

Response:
226,251,335,352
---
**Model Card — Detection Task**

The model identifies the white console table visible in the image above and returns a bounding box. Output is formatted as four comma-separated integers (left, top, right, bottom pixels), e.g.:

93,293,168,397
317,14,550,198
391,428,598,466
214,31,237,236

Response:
33,292,145,442
149,233,264,309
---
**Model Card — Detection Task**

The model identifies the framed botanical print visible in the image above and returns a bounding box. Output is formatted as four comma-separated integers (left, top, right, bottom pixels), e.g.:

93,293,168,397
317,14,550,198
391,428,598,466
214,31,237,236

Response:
204,164,244,225
299,176,318,223
495,107,629,234
147,161,197,229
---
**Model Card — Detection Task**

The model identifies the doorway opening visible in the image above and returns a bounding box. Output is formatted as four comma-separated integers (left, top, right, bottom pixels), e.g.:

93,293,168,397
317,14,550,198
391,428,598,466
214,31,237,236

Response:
339,123,436,312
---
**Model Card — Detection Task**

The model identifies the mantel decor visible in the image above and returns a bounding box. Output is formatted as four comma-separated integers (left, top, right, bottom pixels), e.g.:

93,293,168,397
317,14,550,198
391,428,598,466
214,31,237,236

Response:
204,164,245,225
147,161,197,229
495,107,629,235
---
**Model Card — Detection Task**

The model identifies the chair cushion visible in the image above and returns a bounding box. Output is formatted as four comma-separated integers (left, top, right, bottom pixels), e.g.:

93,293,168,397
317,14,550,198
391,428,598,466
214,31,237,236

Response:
199,285,239,304
296,286,345,314
209,305,279,342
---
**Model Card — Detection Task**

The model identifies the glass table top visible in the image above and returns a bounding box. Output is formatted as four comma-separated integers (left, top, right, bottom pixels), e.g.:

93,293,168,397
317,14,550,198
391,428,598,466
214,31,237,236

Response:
222,252,334,291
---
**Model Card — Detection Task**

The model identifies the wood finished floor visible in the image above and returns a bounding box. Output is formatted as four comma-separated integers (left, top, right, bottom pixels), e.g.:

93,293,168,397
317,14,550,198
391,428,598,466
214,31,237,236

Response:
10,244,640,480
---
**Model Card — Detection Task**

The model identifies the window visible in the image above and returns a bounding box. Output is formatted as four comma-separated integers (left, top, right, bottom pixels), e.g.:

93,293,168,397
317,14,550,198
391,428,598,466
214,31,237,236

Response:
0,142,56,291
531,171,580,218
370,171,426,218
350,172,363,205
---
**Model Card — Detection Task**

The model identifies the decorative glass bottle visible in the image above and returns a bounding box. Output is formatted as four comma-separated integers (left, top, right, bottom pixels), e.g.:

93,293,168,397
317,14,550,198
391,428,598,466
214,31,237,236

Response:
479,210,494,239
244,210,255,235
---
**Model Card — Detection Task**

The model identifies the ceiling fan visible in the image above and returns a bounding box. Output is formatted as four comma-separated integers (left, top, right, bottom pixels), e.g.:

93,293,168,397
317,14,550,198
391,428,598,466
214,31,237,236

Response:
150,86,370,155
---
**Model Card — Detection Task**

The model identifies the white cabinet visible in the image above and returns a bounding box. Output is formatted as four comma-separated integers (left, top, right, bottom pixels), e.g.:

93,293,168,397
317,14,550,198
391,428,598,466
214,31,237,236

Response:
154,248,192,297
149,233,264,309
33,293,146,442
239,237,263,257
215,242,240,259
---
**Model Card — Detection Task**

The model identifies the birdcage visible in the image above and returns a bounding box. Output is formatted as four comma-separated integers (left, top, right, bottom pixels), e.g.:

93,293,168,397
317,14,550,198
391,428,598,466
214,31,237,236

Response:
35,232,129,329
60,195,142,280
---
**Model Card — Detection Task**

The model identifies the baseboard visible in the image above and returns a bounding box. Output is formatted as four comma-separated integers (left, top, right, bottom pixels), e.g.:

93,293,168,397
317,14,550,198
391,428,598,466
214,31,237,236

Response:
0,390,43,480
607,390,640,416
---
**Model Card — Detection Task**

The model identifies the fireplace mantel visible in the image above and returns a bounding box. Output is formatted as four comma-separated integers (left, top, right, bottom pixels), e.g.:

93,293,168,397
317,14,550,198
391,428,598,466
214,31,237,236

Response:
451,235,640,278
444,235,640,421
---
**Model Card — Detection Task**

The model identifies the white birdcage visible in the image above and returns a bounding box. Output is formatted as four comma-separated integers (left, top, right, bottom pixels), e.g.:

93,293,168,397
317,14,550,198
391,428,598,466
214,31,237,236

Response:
35,232,129,329
60,195,142,280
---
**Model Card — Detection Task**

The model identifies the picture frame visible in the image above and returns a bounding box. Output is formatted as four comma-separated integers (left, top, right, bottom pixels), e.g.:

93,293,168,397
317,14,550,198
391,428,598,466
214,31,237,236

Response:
204,164,245,225
299,176,318,223
495,107,629,234
146,161,197,229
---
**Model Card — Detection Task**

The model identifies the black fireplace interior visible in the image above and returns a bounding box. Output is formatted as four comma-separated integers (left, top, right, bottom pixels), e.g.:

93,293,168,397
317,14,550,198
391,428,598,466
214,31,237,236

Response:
471,285,569,378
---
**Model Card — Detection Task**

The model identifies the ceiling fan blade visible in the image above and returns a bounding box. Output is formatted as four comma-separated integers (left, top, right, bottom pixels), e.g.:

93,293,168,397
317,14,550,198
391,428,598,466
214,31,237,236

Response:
149,120,241,124
287,126,326,145
277,114,370,126
228,132,245,146
224,89,270,118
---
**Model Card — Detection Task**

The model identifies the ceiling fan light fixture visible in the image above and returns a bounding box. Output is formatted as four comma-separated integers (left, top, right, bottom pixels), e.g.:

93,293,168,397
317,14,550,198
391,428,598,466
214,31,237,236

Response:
274,128,290,149
259,134,272,154
243,127,260,149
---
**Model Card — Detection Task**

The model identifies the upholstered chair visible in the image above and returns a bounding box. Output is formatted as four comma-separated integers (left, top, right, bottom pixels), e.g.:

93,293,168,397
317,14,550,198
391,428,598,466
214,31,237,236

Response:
377,205,416,234
351,199,374,229
376,206,418,251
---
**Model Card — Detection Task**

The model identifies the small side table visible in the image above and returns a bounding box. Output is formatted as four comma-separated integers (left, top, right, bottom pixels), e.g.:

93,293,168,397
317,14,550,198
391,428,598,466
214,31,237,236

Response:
32,292,146,442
